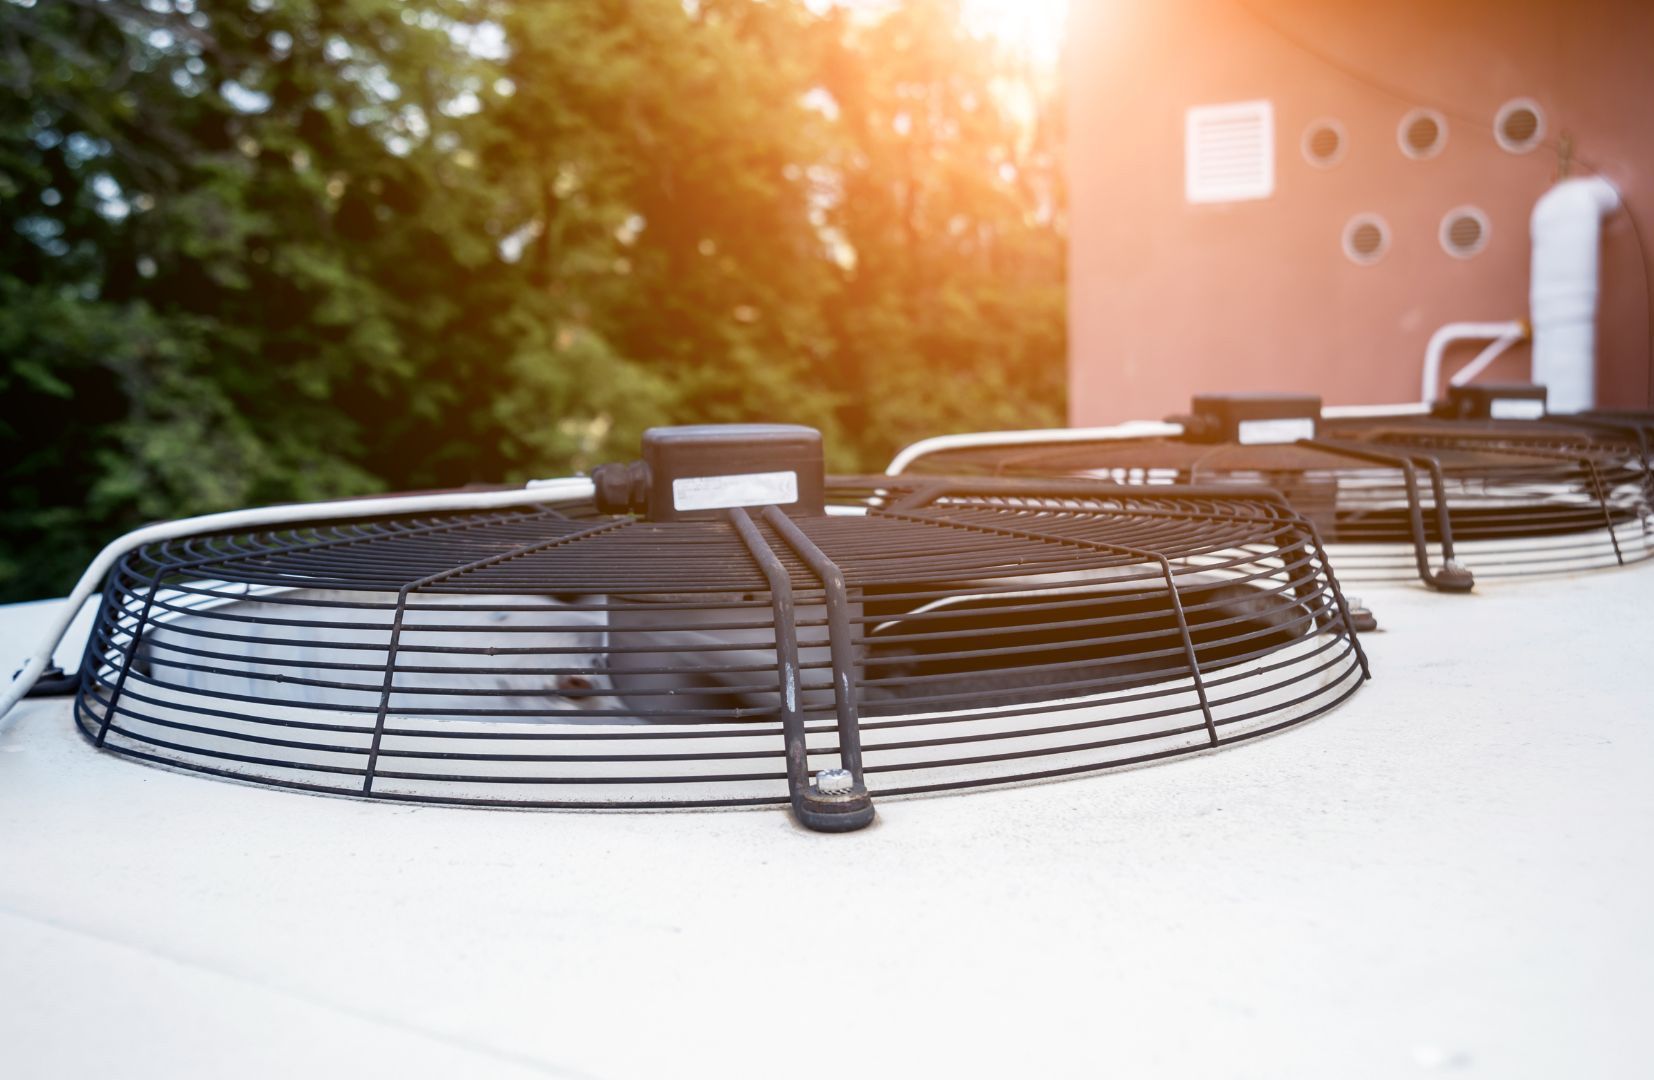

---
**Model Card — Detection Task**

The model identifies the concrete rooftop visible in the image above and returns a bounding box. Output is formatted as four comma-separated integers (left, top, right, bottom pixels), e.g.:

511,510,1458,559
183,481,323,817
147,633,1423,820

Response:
1,563,1650,1078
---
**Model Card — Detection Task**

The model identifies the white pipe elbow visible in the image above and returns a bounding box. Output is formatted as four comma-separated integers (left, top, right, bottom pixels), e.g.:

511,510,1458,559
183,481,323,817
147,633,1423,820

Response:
1421,320,1529,403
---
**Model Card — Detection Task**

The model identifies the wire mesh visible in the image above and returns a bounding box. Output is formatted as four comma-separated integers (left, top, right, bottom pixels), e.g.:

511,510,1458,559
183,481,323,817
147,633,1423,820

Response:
907,415,1654,582
74,479,1368,810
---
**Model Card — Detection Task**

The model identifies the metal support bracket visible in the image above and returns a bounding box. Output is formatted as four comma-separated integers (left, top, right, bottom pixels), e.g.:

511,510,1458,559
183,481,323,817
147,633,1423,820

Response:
727,507,875,833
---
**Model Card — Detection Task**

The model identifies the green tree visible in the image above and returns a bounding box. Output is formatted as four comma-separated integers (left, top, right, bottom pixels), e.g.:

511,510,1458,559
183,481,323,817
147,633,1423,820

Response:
817,0,1067,465
0,0,655,598
483,0,850,460
0,0,1066,602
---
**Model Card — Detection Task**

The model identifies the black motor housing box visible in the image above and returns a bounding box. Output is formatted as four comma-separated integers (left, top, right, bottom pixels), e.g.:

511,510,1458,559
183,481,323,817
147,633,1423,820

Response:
640,424,827,522
1184,393,1321,444
1434,383,1548,421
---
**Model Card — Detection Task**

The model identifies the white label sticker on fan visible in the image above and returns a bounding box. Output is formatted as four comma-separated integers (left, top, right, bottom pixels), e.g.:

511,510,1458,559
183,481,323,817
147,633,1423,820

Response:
673,470,799,512
1237,417,1315,444
1490,398,1545,420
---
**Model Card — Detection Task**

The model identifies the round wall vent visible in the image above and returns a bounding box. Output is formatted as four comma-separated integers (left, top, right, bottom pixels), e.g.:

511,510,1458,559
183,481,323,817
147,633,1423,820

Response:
1439,206,1490,258
1301,119,1346,167
1398,107,1447,159
1495,98,1544,153
1342,213,1390,265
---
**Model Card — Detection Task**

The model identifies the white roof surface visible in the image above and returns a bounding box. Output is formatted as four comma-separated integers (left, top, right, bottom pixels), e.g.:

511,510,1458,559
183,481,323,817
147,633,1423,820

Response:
1,566,1650,1078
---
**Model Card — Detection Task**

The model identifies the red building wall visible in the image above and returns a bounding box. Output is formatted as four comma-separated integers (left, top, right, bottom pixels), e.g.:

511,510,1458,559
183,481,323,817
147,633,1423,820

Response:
1066,0,1654,425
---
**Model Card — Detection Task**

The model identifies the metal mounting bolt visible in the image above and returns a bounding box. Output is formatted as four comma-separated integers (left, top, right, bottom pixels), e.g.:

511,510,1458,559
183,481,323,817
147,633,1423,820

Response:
815,767,854,795
1433,557,1476,593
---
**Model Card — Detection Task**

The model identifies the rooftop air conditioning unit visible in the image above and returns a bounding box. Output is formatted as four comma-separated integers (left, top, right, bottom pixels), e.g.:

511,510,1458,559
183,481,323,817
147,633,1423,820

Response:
5,425,1369,832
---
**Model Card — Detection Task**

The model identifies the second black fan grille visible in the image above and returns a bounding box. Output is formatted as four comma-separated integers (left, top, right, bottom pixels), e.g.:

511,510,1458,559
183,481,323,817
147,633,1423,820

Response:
908,420,1654,582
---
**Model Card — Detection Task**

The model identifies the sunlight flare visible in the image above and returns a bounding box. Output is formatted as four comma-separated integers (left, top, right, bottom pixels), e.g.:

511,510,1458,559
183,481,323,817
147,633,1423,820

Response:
963,0,1070,64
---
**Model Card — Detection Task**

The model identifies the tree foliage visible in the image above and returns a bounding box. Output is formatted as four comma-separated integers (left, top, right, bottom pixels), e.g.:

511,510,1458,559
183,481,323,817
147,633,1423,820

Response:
0,0,1065,601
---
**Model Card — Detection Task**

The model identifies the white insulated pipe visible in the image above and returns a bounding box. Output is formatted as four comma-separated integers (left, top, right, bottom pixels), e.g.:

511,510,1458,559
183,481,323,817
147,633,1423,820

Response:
1529,176,1621,413
885,421,1184,476
1447,326,1529,390
1419,321,1528,404
1321,402,1432,419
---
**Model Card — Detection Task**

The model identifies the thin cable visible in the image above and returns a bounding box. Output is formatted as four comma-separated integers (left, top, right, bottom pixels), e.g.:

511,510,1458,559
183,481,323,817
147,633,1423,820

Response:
1233,0,1654,405
1587,178,1654,408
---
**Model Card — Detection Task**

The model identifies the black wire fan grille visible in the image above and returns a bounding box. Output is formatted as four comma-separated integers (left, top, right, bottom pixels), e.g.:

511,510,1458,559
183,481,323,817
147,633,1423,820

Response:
910,418,1653,584
73,478,1368,817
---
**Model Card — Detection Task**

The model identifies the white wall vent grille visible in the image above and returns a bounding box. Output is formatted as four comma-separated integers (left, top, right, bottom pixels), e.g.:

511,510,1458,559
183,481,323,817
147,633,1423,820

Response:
1185,100,1275,204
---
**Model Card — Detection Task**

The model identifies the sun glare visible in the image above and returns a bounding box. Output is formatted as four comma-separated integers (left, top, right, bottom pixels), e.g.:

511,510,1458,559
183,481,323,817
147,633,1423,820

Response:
962,0,1070,65
814,0,1071,66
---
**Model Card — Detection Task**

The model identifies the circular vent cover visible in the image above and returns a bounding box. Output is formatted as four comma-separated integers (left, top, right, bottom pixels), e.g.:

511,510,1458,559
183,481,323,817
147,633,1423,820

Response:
76,452,1369,830
1343,213,1390,265
1440,206,1490,258
1302,119,1345,167
1399,107,1448,159
1495,98,1544,153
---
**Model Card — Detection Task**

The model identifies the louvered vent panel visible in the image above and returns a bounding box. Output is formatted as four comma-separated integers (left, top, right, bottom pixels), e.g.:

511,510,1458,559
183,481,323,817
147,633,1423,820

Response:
1185,100,1274,204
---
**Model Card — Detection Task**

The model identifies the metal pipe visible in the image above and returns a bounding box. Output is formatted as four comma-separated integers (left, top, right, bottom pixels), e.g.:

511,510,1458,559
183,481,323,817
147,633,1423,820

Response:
885,421,1184,476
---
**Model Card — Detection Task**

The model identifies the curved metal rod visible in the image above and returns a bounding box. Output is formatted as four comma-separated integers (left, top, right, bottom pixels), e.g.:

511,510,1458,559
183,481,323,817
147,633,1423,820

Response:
873,475,1305,524
1561,416,1650,467
81,507,574,748
1299,438,1474,592
727,507,874,833
1302,524,1372,681
1579,458,1626,565
1380,435,1633,566
870,505,1222,745
761,507,876,826
361,520,627,793
760,507,870,786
